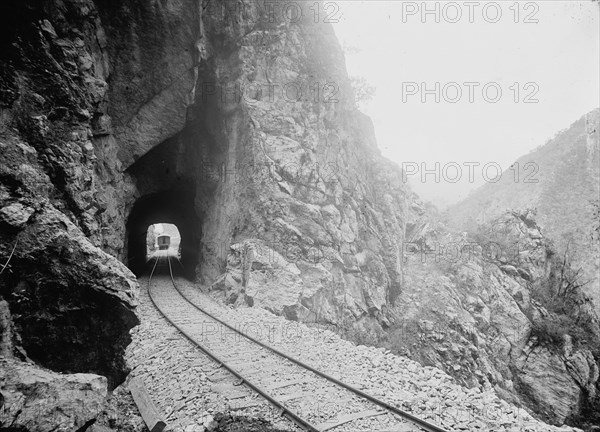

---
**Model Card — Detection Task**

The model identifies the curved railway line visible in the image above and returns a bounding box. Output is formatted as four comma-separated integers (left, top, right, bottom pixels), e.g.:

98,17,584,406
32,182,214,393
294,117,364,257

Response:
148,255,449,432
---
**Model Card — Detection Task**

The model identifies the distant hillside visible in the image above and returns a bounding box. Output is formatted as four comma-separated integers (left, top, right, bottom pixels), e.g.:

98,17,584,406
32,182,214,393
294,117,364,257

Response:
446,109,600,310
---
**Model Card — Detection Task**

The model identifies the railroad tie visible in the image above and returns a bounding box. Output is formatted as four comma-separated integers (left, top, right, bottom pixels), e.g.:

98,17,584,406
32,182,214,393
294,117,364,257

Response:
315,409,386,432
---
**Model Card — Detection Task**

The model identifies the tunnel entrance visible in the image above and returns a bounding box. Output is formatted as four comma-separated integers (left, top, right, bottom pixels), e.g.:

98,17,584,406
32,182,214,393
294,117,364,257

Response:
126,189,198,279
121,90,226,282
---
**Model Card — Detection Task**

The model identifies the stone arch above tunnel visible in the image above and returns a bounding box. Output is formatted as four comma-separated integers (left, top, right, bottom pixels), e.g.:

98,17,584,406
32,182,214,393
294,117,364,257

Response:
120,91,227,282
126,190,199,278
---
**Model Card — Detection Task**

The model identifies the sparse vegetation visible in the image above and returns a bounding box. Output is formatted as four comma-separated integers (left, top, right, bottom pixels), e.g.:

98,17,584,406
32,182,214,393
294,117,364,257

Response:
469,209,542,267
349,76,376,108
527,243,599,355
468,211,599,356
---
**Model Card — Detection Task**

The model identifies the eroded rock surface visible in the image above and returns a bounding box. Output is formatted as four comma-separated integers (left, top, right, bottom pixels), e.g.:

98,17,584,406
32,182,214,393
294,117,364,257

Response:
447,109,600,311
195,3,407,342
0,358,107,431
393,206,600,428
0,134,138,387
1,1,141,429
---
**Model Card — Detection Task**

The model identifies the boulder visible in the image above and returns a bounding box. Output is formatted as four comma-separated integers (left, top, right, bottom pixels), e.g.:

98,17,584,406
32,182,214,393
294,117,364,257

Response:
0,358,107,432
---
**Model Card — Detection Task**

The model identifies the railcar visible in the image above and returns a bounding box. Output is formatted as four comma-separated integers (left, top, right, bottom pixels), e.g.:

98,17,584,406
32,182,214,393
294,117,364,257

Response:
157,235,170,250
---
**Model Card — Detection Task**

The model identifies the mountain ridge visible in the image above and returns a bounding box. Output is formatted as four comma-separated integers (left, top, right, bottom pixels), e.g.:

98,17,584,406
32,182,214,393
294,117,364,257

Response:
445,108,600,310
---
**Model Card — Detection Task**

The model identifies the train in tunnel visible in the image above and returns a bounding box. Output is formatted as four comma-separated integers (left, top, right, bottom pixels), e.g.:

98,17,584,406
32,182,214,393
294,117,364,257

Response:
157,235,170,250
127,191,198,278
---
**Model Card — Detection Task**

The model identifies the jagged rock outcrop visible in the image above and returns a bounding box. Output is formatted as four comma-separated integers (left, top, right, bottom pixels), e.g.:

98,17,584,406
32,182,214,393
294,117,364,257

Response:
446,109,600,312
0,135,138,425
0,358,107,431
196,4,408,338
0,0,141,429
89,384,148,432
0,25,139,382
392,206,600,428
424,110,600,428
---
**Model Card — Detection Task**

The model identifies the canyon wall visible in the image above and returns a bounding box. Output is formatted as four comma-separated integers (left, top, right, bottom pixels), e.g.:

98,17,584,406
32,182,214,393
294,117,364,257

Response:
446,109,600,312
392,110,600,428
394,204,600,428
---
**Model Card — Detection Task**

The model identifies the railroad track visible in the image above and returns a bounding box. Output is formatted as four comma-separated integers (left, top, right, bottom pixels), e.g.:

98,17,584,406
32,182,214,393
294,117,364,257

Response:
148,255,449,432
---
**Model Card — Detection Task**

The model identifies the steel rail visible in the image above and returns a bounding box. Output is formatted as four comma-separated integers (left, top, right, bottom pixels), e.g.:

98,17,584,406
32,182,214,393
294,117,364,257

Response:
147,255,321,432
150,254,449,432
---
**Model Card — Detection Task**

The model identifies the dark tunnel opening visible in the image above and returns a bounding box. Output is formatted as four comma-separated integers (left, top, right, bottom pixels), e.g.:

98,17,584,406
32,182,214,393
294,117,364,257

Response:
126,189,199,279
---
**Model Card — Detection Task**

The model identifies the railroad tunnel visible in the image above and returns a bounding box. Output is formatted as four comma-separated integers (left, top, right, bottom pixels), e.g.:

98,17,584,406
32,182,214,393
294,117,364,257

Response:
126,189,199,278
123,131,204,279
121,85,226,281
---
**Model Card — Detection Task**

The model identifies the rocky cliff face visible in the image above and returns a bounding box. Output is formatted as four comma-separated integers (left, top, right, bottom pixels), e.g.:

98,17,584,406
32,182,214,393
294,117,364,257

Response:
1,1,142,428
0,0,408,428
446,109,600,312
391,201,600,428
413,110,600,428
191,3,409,338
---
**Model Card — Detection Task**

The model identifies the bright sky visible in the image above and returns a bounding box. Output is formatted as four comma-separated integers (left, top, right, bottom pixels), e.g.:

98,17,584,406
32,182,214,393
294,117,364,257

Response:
331,1,600,207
